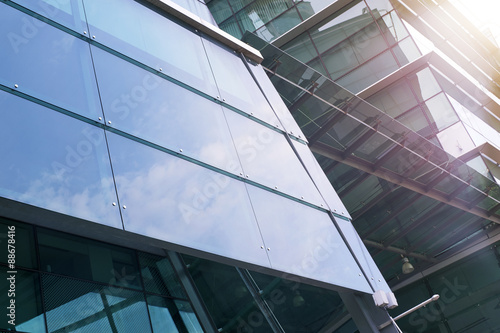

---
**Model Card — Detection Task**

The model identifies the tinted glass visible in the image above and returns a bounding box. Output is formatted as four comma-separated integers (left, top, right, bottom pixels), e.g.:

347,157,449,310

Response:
38,229,141,289
84,0,219,96
42,274,151,333
0,92,122,227
224,110,326,207
0,4,102,120
91,46,242,175
10,0,87,33
0,218,37,269
291,140,350,218
246,185,372,293
139,253,187,299
106,133,270,267
202,36,280,127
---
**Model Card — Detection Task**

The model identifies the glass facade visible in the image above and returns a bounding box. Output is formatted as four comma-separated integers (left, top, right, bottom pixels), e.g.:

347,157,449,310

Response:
0,0,395,332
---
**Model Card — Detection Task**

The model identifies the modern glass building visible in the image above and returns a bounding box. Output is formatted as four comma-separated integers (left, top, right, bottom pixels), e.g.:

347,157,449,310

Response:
206,0,500,332
1,0,500,332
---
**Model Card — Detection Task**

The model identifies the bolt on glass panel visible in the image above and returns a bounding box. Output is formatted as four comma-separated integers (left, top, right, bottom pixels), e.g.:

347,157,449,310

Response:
246,185,373,293
106,132,271,268
224,110,327,207
83,0,219,97
0,3,103,120
9,0,88,34
91,45,243,176
202,36,281,127
0,91,122,228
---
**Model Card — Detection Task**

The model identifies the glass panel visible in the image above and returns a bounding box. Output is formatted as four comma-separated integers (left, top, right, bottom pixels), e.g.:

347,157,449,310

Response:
10,0,87,33
207,0,233,23
311,1,369,55
409,67,441,102
175,300,204,332
148,295,203,332
291,140,351,217
254,6,302,42
91,46,242,175
396,106,434,137
282,32,319,64
249,271,351,332
0,268,45,332
139,253,187,299
235,0,294,32
170,0,217,25
0,91,122,227
202,36,280,127
107,132,270,267
224,110,326,206
246,185,372,293
366,0,394,13
38,228,141,289
246,59,305,138
183,256,274,332
0,3,102,120
380,11,408,44
425,93,460,131
335,50,399,94
84,0,218,96
0,218,37,269
218,16,243,39
42,274,151,333
366,80,418,118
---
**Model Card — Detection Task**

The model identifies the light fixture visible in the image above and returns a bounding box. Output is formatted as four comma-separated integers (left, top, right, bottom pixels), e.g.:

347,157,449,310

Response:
401,256,414,274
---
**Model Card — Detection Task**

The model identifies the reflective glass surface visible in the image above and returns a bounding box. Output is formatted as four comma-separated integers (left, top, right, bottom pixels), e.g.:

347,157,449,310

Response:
148,296,203,332
170,0,217,25
409,67,441,102
10,0,88,33
291,140,350,217
224,110,326,206
0,3,102,120
106,133,270,267
202,36,280,127
0,91,122,227
139,253,187,299
84,0,219,96
246,185,372,293
91,46,242,175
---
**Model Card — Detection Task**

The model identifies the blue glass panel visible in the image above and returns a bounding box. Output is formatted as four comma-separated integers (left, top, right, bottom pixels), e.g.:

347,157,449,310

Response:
91,46,243,175
246,60,306,139
246,185,372,293
334,217,390,293
0,91,122,228
106,133,270,267
224,110,327,207
290,140,351,218
175,300,204,332
10,0,87,33
202,36,281,127
0,3,102,120
84,0,218,96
